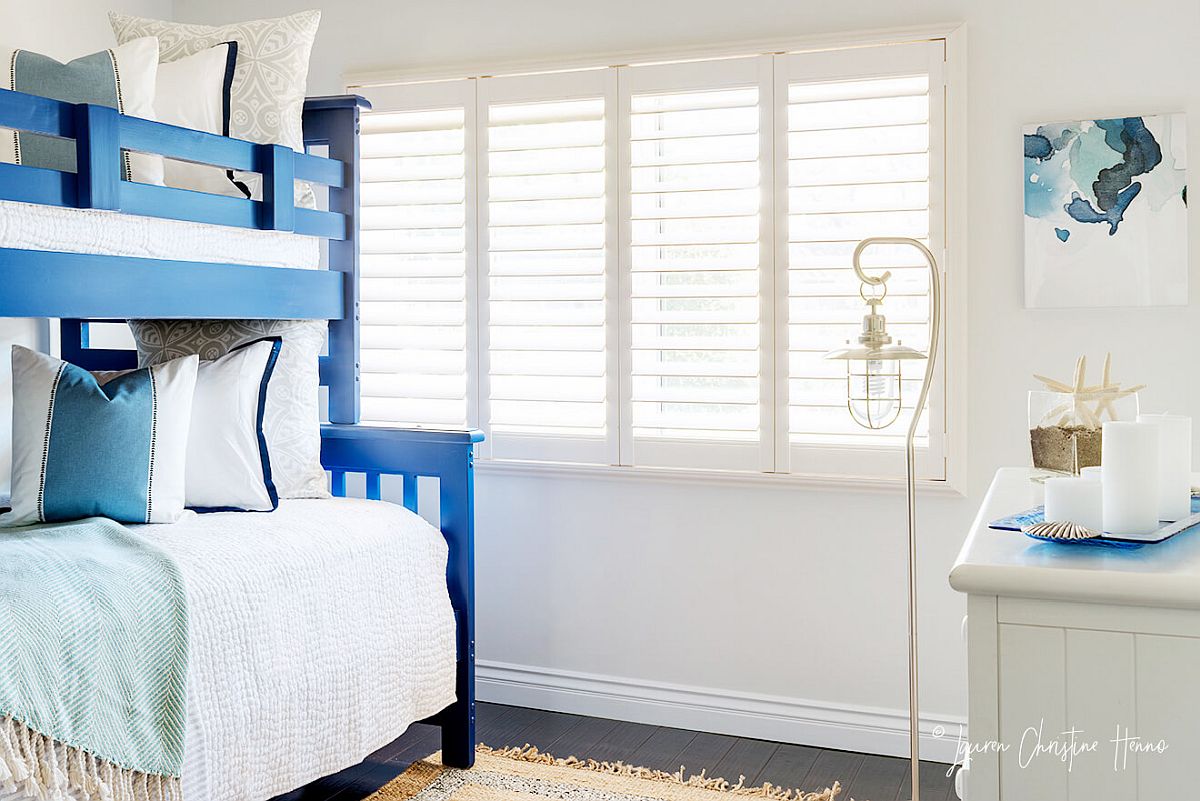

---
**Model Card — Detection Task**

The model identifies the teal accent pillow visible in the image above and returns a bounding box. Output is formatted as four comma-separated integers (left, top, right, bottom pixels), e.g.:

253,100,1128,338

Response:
0,37,162,184
1,346,197,526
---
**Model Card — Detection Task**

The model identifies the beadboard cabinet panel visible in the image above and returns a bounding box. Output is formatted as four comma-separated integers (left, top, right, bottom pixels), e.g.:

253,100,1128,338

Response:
996,624,1067,799
1064,629,1136,801
1134,634,1200,799
978,612,1200,800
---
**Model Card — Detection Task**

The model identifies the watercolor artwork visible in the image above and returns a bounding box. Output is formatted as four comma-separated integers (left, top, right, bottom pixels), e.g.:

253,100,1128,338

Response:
1023,114,1187,308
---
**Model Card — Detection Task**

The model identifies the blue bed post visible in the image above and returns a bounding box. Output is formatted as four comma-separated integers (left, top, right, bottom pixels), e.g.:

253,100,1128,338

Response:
439,447,477,768
303,96,367,425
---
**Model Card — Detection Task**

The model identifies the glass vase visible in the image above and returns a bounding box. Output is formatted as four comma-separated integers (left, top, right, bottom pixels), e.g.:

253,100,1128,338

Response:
1028,389,1140,474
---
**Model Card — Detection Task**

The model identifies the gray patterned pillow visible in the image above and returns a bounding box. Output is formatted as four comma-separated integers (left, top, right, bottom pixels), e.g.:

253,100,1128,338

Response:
109,10,320,206
130,319,329,499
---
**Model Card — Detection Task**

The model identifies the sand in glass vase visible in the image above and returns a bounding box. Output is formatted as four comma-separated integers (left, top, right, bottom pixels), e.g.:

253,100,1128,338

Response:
1028,354,1143,474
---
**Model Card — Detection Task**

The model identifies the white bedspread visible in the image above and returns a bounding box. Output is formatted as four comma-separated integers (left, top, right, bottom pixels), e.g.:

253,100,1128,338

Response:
0,200,320,269
0,498,457,801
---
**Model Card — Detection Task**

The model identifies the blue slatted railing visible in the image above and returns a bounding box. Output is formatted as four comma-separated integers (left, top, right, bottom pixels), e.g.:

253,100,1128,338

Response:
0,87,347,239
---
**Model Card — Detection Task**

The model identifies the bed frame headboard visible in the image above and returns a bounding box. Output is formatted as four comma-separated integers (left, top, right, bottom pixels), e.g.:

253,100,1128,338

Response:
44,95,370,425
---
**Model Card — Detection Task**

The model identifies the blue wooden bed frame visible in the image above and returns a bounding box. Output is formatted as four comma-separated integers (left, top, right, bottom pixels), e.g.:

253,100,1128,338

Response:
0,88,482,770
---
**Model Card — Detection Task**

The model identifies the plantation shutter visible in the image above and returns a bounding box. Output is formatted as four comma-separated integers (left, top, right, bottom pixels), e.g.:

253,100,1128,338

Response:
357,80,477,429
350,40,952,479
621,57,775,471
776,42,946,479
478,70,619,463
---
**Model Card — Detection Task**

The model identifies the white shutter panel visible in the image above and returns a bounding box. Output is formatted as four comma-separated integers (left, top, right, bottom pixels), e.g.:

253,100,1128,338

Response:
479,70,619,463
622,57,774,471
777,42,946,478
356,80,477,429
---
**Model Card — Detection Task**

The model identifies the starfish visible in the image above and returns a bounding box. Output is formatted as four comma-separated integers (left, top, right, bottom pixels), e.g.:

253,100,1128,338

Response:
1033,353,1142,427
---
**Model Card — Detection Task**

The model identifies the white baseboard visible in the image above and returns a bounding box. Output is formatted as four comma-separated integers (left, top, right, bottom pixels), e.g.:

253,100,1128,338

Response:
477,660,964,764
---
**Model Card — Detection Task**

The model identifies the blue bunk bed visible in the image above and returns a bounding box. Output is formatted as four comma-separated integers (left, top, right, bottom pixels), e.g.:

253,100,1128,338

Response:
0,88,482,770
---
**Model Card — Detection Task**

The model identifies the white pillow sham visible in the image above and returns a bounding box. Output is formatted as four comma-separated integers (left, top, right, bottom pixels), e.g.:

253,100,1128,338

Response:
184,338,281,512
154,41,241,196
130,319,329,499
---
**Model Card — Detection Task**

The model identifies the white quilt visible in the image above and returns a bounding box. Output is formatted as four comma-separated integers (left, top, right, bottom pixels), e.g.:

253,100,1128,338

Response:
0,200,320,269
1,498,457,801
157,498,458,801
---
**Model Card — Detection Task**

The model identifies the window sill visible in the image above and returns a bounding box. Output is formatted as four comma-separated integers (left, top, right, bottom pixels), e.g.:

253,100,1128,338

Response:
474,457,966,497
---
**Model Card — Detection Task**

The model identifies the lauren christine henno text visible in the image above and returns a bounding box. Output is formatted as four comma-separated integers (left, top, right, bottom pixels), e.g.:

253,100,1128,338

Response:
934,720,1169,776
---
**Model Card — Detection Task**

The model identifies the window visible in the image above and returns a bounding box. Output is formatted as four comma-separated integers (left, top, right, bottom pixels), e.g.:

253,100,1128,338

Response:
357,37,952,479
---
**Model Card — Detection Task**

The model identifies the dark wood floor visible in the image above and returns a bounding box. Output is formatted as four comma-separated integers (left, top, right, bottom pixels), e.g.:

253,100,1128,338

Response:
273,703,957,801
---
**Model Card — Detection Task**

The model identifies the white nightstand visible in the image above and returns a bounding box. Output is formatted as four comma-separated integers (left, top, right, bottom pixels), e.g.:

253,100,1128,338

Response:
950,468,1200,801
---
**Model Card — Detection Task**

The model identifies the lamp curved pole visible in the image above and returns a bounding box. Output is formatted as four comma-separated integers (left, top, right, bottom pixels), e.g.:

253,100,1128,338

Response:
851,238,893,287
853,236,941,801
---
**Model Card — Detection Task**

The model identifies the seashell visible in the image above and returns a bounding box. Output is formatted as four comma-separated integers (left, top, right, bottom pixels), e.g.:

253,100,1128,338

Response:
1022,520,1101,541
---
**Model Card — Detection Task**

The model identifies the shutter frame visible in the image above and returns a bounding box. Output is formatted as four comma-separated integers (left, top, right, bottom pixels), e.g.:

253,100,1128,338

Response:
358,79,478,431
622,56,774,471
778,40,947,480
478,69,619,464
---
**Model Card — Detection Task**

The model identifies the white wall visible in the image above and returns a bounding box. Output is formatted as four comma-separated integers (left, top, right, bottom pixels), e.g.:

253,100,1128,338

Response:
1,0,171,57
147,0,1200,756
0,0,174,498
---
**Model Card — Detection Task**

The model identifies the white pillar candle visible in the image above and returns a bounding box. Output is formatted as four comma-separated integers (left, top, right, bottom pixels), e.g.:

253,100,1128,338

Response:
1137,413,1193,522
1080,466,1102,481
1044,476,1103,531
1102,421,1160,535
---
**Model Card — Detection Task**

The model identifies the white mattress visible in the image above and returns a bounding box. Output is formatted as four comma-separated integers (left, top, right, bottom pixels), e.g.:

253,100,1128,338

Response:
0,200,320,269
2,498,458,801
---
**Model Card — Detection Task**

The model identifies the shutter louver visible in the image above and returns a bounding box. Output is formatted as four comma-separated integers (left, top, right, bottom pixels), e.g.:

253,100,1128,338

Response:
627,83,766,464
358,95,471,428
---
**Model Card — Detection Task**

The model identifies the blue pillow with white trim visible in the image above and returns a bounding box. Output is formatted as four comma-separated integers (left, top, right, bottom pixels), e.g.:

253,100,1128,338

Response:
0,38,164,185
2,345,197,526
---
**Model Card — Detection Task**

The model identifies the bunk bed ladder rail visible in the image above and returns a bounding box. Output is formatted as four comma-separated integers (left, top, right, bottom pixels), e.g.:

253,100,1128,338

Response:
322,425,483,768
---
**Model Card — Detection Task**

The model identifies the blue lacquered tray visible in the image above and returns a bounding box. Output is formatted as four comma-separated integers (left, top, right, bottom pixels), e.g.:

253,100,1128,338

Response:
989,495,1200,548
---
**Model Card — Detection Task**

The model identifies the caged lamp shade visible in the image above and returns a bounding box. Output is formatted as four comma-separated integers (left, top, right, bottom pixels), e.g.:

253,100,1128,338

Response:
825,284,928,430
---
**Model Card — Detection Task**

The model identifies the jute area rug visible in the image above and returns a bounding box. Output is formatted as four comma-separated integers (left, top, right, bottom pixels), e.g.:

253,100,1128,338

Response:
366,745,845,801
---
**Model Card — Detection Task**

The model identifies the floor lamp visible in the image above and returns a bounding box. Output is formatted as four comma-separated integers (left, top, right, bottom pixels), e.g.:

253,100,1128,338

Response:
825,236,941,801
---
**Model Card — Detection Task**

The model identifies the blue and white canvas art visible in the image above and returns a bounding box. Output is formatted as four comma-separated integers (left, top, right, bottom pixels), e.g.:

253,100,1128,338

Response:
1023,114,1187,308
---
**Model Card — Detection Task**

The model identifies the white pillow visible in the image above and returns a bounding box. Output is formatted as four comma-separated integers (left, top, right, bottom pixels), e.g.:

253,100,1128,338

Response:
155,41,241,196
130,319,329,499
110,10,321,206
185,338,281,512
2,346,196,526
0,37,163,186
